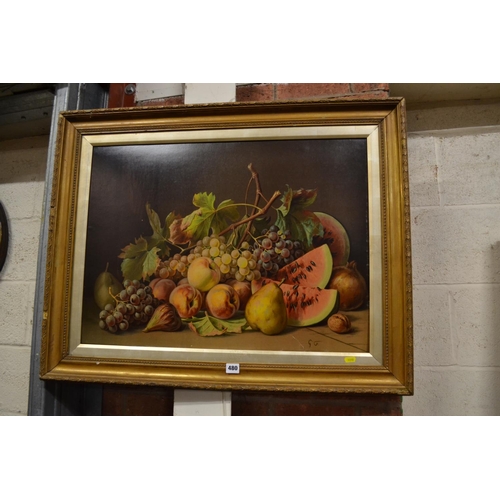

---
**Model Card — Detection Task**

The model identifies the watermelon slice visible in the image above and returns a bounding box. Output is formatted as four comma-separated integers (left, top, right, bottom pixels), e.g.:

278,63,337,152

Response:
252,278,339,327
313,212,350,267
275,244,333,289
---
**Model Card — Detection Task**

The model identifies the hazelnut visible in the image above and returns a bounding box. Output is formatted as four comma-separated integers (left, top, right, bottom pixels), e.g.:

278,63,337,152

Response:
327,313,351,333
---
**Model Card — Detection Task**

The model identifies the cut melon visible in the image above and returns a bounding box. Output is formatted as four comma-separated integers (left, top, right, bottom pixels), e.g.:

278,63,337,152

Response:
275,244,332,289
313,212,350,267
252,278,339,327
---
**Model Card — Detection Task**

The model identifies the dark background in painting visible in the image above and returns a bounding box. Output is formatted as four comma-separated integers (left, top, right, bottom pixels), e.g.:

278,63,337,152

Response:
83,139,368,297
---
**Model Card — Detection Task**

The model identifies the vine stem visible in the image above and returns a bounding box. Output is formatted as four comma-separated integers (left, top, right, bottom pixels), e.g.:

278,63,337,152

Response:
236,163,270,246
219,190,281,238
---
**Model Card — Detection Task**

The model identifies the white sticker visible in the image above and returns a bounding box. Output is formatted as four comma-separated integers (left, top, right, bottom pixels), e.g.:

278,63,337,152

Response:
226,363,240,374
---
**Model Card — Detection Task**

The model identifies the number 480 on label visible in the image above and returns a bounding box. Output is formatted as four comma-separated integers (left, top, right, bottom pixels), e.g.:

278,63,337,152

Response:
226,363,240,374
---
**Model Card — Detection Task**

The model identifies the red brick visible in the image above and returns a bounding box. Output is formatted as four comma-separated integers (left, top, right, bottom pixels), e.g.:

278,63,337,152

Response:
137,95,184,106
276,83,351,100
326,91,389,101
236,84,274,102
351,83,389,93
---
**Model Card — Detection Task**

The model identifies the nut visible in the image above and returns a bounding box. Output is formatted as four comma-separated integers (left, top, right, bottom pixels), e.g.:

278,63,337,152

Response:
327,313,351,333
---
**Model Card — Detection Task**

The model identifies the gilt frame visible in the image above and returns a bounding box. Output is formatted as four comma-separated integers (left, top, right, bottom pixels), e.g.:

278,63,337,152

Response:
40,98,413,394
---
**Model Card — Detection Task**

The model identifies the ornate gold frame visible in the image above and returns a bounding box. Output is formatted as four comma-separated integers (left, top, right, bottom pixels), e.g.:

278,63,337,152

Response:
40,99,413,394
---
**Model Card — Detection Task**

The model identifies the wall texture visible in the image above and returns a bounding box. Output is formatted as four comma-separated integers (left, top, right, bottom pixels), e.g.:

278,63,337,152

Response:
404,103,500,415
0,135,48,415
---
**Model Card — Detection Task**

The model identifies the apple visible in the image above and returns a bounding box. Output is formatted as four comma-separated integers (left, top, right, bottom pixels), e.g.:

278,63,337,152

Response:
187,257,221,292
149,278,176,302
205,283,240,320
226,279,252,310
169,284,203,318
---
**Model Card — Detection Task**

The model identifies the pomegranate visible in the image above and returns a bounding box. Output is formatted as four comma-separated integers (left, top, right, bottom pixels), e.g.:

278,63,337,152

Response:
327,261,367,311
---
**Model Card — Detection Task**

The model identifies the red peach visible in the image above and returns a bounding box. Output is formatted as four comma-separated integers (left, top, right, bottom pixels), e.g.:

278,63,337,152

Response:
226,279,252,310
150,278,176,302
169,284,203,318
205,283,240,320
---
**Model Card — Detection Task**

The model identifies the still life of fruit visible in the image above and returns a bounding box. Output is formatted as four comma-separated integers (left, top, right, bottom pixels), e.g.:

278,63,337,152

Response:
92,163,367,338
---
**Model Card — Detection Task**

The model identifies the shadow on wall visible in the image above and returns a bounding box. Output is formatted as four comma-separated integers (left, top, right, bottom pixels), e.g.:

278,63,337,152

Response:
486,241,500,413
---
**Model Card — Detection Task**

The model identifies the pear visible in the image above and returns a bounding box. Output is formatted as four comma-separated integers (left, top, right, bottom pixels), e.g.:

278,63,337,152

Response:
94,263,123,310
245,281,288,335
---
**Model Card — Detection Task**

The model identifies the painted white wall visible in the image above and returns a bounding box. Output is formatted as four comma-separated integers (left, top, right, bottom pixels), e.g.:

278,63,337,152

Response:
404,103,500,415
1,99,499,416
0,135,48,415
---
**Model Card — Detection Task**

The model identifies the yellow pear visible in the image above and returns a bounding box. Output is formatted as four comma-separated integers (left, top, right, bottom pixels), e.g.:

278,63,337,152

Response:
245,281,287,335
94,263,123,310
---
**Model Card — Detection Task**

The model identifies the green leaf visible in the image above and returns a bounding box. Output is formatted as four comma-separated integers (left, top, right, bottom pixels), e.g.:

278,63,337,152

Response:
146,203,162,236
184,313,249,336
120,240,161,281
145,204,174,257
164,212,179,239
142,247,161,279
181,193,240,242
276,186,323,250
118,236,148,260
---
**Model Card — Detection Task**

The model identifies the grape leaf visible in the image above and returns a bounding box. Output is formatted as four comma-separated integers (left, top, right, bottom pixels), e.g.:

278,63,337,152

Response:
184,313,249,336
180,192,240,242
146,203,162,236
276,186,323,250
119,236,161,281
118,236,148,260
118,205,177,281
146,204,177,256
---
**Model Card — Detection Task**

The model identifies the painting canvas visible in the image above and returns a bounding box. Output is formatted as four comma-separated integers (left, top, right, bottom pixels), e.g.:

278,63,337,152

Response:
40,99,412,393
82,138,369,355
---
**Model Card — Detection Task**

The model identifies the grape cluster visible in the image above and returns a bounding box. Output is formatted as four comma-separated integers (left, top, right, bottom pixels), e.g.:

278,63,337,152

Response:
98,279,159,333
156,235,262,284
154,227,306,284
252,226,305,278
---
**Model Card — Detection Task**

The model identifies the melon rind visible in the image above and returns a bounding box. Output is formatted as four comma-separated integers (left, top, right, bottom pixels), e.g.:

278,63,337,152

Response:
252,279,340,327
314,212,350,267
275,244,333,289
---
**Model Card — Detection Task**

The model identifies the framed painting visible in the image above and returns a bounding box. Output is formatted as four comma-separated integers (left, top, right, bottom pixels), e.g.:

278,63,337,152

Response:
40,98,413,393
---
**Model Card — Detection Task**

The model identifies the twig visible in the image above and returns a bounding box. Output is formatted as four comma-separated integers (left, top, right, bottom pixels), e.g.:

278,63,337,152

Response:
237,164,271,246
219,190,281,238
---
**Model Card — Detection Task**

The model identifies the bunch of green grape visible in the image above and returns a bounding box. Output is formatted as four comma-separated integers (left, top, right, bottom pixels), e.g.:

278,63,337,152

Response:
98,279,158,333
155,235,262,283
252,226,305,278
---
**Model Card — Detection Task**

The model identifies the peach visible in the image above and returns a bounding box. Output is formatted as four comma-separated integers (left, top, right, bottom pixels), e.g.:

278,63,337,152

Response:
169,284,203,318
150,278,176,302
187,257,220,292
205,283,240,320
226,279,252,310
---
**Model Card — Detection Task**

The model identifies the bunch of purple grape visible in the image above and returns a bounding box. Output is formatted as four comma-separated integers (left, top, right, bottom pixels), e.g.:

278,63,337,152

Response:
98,279,159,333
252,225,305,278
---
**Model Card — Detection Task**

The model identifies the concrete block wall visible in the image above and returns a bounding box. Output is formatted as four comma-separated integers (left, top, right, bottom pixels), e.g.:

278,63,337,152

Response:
0,135,48,415
404,105,500,415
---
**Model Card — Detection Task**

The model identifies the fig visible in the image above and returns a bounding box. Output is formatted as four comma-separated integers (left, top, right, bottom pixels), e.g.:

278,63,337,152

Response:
143,303,183,332
327,261,367,311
